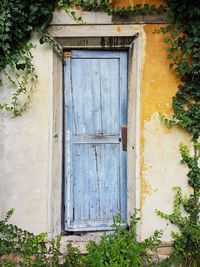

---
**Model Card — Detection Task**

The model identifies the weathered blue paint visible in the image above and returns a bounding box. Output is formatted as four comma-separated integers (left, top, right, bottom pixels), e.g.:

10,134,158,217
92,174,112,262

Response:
64,50,128,231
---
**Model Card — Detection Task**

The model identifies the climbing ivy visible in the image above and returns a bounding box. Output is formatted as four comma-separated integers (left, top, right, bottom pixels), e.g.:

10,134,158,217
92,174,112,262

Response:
0,0,166,116
156,143,200,266
156,1,200,266
161,0,200,140
0,0,58,115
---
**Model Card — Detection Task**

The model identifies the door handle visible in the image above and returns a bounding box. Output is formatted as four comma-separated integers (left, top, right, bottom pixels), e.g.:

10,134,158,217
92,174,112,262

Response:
121,125,127,151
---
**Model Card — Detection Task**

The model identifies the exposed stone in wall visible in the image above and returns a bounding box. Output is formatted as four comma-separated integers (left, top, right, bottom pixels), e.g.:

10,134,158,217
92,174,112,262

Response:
59,237,172,262
60,232,104,254
151,242,173,263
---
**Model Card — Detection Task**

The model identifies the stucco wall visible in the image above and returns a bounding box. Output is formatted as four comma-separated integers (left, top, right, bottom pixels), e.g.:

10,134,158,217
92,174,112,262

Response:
139,24,191,240
0,1,191,242
0,39,53,234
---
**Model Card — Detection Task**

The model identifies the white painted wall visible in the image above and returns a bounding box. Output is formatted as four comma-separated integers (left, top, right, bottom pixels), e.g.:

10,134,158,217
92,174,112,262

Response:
140,112,191,241
0,35,53,234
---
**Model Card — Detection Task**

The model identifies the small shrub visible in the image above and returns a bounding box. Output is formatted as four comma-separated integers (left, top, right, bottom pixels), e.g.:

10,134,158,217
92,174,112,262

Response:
0,209,60,266
86,212,162,267
63,243,86,267
156,143,200,267
0,209,162,267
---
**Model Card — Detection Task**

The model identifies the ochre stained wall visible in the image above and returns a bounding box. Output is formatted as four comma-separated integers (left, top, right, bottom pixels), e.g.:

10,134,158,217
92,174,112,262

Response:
140,24,190,239
113,0,191,240
141,24,178,211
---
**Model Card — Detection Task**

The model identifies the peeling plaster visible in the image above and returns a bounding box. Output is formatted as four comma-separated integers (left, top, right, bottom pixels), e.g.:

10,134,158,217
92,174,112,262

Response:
140,112,191,240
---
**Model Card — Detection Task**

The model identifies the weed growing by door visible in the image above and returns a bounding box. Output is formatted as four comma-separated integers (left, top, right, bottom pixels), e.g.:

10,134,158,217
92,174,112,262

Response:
0,209,162,267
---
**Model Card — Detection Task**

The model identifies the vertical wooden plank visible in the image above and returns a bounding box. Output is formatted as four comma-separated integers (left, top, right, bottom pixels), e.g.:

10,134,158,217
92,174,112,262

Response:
73,144,90,221
98,144,119,219
99,58,119,134
71,59,87,134
119,52,128,221
72,58,103,134
91,59,102,134
64,57,73,228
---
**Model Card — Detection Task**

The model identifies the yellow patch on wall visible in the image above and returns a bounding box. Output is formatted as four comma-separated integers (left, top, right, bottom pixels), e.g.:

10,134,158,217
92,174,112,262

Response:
141,24,179,121
140,24,180,213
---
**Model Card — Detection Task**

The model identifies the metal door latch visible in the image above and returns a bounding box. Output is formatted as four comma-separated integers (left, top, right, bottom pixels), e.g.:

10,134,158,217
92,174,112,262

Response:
121,125,127,151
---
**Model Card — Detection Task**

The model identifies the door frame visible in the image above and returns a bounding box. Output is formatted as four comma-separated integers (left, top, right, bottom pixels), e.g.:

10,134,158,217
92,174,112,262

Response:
48,22,143,236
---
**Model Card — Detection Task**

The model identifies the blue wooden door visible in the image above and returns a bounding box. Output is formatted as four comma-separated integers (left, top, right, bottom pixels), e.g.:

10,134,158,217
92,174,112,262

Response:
64,50,127,231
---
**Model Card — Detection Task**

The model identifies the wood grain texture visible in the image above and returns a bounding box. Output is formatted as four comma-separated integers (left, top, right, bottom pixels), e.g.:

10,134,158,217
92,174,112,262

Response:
64,50,128,231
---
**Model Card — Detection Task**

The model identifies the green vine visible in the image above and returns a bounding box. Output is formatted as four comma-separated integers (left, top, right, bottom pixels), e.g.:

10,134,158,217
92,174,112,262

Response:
156,143,200,266
0,0,166,116
156,1,200,266
0,209,161,266
58,0,167,16
0,0,56,115
161,0,200,140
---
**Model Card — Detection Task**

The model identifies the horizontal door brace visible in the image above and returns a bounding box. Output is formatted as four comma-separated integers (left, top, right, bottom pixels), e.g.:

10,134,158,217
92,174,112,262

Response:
72,135,120,144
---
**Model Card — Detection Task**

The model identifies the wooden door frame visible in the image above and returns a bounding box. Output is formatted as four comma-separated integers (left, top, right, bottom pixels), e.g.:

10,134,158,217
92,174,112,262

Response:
48,20,144,237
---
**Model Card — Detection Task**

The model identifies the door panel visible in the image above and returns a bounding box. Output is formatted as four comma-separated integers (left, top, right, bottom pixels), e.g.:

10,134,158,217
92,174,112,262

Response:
71,58,119,135
73,144,119,222
64,50,128,231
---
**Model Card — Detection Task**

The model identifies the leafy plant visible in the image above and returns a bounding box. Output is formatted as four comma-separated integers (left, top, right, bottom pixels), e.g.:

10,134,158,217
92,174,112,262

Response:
156,143,200,267
0,0,166,116
156,2,200,265
0,0,56,116
0,209,61,267
63,243,86,267
0,210,162,267
161,0,200,140
86,212,162,267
